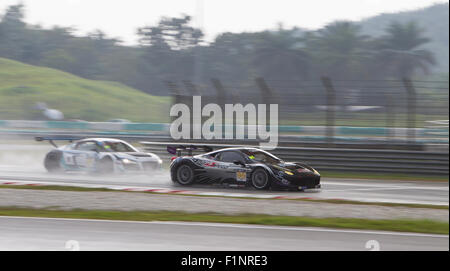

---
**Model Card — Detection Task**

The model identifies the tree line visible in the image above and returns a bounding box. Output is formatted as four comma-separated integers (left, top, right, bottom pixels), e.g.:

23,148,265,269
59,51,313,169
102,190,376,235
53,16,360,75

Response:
0,4,440,96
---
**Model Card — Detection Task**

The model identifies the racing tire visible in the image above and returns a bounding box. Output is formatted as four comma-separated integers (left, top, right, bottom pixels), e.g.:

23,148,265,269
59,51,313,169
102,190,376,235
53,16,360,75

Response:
174,164,195,185
97,157,114,175
44,151,62,173
251,168,271,190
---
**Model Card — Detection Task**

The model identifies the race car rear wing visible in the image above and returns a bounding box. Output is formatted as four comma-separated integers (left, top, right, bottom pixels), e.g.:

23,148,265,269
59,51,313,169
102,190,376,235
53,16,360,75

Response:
166,145,213,156
35,136,82,148
140,141,254,157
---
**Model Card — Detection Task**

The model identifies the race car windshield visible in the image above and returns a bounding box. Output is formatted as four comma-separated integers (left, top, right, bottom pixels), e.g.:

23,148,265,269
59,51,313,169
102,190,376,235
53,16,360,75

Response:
101,142,137,152
241,149,282,164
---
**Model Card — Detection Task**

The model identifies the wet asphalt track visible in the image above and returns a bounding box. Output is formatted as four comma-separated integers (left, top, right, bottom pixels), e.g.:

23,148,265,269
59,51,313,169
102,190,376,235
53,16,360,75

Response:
0,144,448,251
0,167,448,205
0,143,448,205
0,216,447,251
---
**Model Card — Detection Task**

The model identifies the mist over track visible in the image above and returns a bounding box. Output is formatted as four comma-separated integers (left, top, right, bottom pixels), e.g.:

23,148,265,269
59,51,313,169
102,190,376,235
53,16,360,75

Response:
0,142,448,205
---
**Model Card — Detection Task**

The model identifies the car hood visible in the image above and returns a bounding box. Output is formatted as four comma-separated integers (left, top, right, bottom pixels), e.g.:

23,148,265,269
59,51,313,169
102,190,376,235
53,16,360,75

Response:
270,162,317,174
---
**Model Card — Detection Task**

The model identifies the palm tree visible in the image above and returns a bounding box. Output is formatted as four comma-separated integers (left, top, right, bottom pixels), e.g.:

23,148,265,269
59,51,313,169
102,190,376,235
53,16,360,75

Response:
252,29,310,80
375,21,436,78
306,21,372,79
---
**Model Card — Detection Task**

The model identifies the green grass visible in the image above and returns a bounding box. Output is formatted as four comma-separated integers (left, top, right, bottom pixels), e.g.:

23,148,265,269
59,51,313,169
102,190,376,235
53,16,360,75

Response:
295,198,448,210
0,185,447,210
0,207,447,234
0,58,170,122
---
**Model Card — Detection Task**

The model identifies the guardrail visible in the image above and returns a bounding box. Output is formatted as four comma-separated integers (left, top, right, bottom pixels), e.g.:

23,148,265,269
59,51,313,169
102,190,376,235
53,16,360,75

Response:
0,120,448,142
0,121,448,175
141,142,449,176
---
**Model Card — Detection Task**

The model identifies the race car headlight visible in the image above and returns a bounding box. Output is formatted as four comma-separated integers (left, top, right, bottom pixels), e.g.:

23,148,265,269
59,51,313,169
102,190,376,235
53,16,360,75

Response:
121,158,137,164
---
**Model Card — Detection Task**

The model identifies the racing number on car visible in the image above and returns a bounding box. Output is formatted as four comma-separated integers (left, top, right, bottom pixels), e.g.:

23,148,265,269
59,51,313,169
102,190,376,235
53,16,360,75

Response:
63,153,76,165
236,171,247,182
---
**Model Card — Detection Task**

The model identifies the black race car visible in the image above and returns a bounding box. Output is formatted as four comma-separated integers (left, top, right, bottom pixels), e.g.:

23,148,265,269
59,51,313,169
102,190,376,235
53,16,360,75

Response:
169,146,321,191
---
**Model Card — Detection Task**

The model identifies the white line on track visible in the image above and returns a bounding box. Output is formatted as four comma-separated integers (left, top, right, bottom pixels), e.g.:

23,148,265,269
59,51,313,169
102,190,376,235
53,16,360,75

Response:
1,216,448,238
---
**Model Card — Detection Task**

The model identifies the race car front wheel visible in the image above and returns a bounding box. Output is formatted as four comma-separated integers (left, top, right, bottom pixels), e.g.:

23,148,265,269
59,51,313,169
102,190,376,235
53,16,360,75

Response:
251,168,271,190
175,164,195,185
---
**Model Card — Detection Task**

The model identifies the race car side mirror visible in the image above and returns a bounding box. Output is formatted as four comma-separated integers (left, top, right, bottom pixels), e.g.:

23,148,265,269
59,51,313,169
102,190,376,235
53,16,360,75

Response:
233,160,245,167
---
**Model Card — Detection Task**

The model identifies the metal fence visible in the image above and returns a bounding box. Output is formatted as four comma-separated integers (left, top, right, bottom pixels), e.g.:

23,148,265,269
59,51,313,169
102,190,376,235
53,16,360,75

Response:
0,125,447,175
167,77,449,144
142,142,449,176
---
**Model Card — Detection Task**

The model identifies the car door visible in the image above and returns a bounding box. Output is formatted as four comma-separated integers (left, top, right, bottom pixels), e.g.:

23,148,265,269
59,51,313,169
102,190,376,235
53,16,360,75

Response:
66,141,99,170
215,151,251,183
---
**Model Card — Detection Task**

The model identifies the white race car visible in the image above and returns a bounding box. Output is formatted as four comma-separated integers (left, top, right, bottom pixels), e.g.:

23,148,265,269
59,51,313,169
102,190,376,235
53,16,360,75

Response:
37,137,162,174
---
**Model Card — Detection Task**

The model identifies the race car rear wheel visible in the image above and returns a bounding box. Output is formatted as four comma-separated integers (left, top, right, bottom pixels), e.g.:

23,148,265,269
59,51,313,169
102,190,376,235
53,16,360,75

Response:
175,164,195,185
97,157,114,174
251,168,270,190
44,151,62,173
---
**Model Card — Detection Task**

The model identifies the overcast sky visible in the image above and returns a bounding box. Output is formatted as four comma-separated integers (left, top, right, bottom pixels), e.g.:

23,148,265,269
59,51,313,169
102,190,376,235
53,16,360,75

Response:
0,0,448,44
